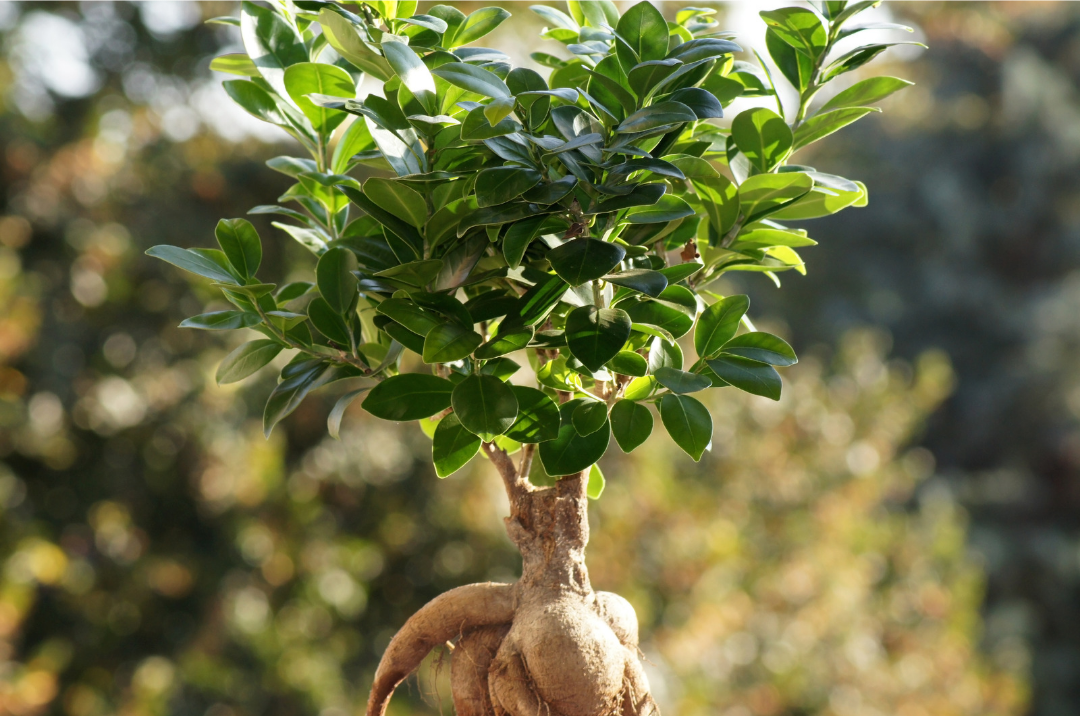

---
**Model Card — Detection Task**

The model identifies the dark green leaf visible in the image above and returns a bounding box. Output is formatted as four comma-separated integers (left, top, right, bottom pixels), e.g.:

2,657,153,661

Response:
607,350,648,377
760,7,827,59
263,360,329,437
695,294,749,358
624,194,695,224
610,398,653,452
480,357,521,381
316,247,359,314
603,269,667,297
363,373,456,420
647,335,684,372
146,245,240,285
475,167,543,208
667,37,741,63
521,175,578,204
216,220,262,279
669,87,723,119
504,386,561,443
308,296,352,344
547,239,626,287
565,306,632,372
423,323,483,363
617,101,697,134
477,324,534,359
507,272,568,326
659,262,703,283
363,178,428,228
654,367,711,394
627,59,682,99
432,413,482,477
451,374,518,441
503,216,547,269
616,0,669,73
590,183,667,214
180,311,261,330
328,387,369,439
216,339,282,384
627,300,693,339
722,331,797,366
821,42,925,83
731,107,793,173
432,62,511,98
376,259,445,288
539,398,611,476
376,298,442,336
660,393,712,460
572,400,609,436
707,355,782,400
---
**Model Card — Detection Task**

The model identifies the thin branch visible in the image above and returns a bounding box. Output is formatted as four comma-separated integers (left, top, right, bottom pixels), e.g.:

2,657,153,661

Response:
483,442,530,503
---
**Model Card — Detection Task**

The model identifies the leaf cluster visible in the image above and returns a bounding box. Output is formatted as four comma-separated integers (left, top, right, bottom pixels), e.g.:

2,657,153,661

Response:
152,0,916,483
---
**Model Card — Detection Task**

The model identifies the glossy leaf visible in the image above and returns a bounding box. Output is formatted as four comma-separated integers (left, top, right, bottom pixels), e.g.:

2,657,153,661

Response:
382,41,438,115
263,360,329,437
422,323,483,363
363,178,428,228
146,245,240,285
284,62,356,131
624,195,695,224
654,367,711,394
610,399,653,452
547,239,627,287
627,300,693,339
602,269,667,297
316,247,358,314
432,62,511,98
616,0,669,73
607,350,648,377
565,306,633,372
328,387,370,439
180,311,261,330
793,107,879,150
308,296,352,344
722,331,797,366
760,7,828,59
504,386,561,443
738,172,815,223
216,340,282,384
572,400,609,436
819,76,913,113
660,393,712,461
707,356,782,400
433,413,482,477
539,398,611,477
215,219,262,279
476,167,543,208
617,101,697,134
695,295,750,358
451,7,511,47
240,1,307,101
731,107,793,173
363,373,456,420
452,374,519,441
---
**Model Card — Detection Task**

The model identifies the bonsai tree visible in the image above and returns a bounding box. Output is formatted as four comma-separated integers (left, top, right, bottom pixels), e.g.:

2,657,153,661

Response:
148,1,920,713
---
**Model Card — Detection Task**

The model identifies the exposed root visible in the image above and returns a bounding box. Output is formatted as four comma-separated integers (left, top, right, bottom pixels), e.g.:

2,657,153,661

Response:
452,625,511,716
367,582,516,716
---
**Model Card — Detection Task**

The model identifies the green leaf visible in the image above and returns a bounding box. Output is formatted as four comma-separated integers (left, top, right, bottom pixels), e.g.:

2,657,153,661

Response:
432,62,511,98
452,374,519,441
362,178,428,228
376,298,442,336
308,296,352,344
363,373,456,420
216,339,282,384
606,350,648,377
627,59,682,99
476,324,534,359
590,183,667,215
738,172,814,223
654,367,711,394
318,9,393,81
667,37,741,63
509,272,570,326
659,262,703,284
626,300,693,339
660,393,712,461
770,173,864,220
328,387,370,439
572,400,609,436
695,294,749,358
623,375,657,401
522,175,578,205
565,306,633,372
602,269,667,297
180,311,261,330
647,335,684,372
423,323,483,363
617,101,697,134
210,53,260,77
316,247,359,314
539,398,611,476
240,0,307,101
793,107,879,150
821,42,926,83
483,96,517,126
721,331,797,366
450,6,511,47
475,167,543,208
504,386,561,443
547,239,627,287
732,228,817,249
760,7,828,59
820,76,912,113
284,62,356,131
766,28,814,94
587,463,605,499
707,356,782,400
215,219,262,279
669,87,724,120
146,245,240,285
332,117,376,174
616,0,670,73
263,360,329,437
731,107,793,173
503,216,547,269
610,399,653,452
432,413,482,477
381,41,437,115
375,259,445,288
624,195,695,224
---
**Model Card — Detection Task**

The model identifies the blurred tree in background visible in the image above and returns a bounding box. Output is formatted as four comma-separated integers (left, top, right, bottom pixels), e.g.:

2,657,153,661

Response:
4,1,1078,715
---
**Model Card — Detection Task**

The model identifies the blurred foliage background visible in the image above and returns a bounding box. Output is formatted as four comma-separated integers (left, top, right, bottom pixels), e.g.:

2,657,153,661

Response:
0,2,1077,715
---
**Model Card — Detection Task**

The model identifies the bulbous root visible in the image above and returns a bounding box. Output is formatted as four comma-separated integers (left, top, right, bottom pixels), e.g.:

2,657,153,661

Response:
365,447,659,716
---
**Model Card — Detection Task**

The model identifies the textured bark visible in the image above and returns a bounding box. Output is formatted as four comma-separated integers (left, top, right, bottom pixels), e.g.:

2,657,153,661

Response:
366,442,658,716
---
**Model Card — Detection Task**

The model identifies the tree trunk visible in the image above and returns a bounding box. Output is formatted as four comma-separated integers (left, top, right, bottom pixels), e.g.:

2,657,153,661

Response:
365,444,658,716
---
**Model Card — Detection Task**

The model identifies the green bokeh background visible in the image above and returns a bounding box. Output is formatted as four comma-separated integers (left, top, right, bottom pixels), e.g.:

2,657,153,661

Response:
2,3,1078,716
